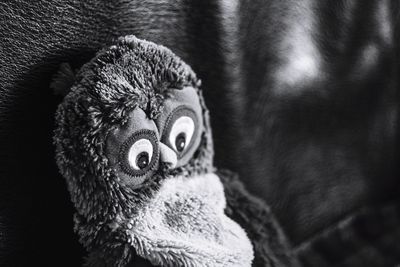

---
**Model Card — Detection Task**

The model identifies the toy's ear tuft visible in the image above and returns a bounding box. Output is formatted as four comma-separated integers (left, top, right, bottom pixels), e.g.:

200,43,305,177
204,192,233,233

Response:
51,63,76,97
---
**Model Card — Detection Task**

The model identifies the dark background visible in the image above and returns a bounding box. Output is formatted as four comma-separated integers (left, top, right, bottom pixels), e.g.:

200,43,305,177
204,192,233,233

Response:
0,0,399,266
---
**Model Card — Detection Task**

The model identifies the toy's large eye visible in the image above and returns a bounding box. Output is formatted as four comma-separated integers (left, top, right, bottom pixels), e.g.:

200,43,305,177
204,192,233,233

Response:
168,116,195,153
119,129,159,177
162,106,199,160
128,139,153,170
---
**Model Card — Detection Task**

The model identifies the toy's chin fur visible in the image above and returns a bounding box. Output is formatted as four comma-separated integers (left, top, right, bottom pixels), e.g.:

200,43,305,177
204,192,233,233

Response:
117,173,253,267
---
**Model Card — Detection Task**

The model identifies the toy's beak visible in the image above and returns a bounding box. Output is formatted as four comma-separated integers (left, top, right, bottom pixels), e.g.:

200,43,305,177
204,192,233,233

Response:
159,142,177,169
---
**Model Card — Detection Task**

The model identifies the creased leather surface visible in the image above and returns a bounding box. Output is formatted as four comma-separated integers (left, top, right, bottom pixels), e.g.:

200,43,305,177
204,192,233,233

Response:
0,0,399,266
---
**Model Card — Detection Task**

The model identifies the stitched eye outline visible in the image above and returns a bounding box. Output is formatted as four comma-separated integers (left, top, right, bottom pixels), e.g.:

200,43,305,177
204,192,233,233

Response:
161,106,199,159
118,129,159,177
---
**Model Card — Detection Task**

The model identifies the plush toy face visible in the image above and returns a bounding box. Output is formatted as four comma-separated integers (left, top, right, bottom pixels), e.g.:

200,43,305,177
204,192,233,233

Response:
106,86,203,188
54,36,253,267
103,85,252,266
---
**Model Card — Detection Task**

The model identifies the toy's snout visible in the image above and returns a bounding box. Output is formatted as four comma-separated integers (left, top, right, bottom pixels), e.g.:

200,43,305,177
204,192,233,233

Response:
159,142,177,169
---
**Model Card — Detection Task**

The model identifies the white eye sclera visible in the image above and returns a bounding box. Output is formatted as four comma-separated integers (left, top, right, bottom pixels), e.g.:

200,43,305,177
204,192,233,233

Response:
128,138,153,170
168,116,195,153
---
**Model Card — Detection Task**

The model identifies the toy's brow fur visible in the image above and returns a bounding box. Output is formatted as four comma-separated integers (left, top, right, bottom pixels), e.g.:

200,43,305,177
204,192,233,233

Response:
54,35,212,237
76,36,200,123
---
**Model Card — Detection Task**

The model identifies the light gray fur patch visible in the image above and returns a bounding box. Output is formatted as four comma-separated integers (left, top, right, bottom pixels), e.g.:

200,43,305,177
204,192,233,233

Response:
125,173,254,267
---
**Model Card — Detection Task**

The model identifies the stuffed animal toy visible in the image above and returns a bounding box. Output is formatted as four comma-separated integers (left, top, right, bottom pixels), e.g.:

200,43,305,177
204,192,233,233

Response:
53,36,297,267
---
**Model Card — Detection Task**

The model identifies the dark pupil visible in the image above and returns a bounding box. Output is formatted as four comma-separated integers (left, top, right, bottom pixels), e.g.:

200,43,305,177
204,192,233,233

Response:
175,133,186,152
136,152,149,169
